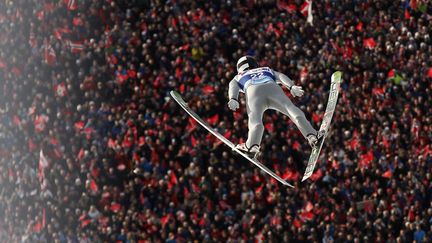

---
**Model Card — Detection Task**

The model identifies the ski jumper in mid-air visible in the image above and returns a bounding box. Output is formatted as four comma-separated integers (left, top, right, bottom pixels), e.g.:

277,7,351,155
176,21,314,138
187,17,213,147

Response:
228,56,320,157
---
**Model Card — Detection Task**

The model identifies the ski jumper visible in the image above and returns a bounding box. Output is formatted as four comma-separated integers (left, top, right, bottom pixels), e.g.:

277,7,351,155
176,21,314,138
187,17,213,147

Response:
228,67,317,148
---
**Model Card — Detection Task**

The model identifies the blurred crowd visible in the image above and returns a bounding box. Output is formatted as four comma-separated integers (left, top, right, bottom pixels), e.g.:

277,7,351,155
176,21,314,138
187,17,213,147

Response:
0,0,431,242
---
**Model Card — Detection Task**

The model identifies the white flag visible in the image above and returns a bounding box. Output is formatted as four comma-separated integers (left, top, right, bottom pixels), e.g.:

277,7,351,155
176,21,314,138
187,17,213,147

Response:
38,150,49,185
300,0,313,26
307,0,313,25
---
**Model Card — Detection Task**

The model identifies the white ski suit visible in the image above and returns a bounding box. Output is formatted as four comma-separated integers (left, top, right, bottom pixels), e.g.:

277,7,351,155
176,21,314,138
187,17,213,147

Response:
228,67,317,148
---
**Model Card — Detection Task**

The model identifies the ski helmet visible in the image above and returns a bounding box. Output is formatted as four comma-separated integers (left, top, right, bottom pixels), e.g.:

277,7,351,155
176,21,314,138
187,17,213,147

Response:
236,56,258,73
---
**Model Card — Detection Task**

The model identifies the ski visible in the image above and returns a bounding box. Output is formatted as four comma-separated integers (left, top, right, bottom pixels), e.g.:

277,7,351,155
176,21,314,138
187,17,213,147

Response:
170,90,294,188
302,71,342,181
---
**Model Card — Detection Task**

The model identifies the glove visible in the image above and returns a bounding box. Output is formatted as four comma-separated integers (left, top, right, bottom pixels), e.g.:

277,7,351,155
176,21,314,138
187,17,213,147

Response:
228,98,239,111
290,85,304,97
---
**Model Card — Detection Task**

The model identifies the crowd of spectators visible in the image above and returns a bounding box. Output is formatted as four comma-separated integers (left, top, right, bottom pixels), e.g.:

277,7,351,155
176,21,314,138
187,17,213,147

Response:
0,0,431,242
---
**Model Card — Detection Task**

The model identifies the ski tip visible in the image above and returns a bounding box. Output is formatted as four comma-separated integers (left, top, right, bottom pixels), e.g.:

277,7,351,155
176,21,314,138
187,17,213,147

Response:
331,71,342,83
282,180,295,188
286,183,295,188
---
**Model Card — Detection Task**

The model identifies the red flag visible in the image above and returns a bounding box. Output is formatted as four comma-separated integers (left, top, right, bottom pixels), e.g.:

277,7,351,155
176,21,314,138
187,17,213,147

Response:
74,121,84,131
300,1,310,16
359,150,374,168
300,211,314,221
356,22,363,32
179,84,185,92
186,117,197,132
116,71,128,85
108,54,118,64
404,9,410,20
215,130,231,146
64,0,78,11
310,168,323,181
387,68,395,78
108,138,116,149
175,67,182,79
349,136,359,149
191,135,197,147
43,40,56,65
169,171,178,185
277,1,296,13
73,17,83,26
90,179,98,192
372,87,385,97
270,215,281,226
54,82,67,97
300,66,308,81
36,10,44,21
363,38,377,49
54,29,62,40
202,85,214,94
234,110,242,120
293,219,302,228
267,23,275,34
138,136,145,146
127,69,137,78
68,40,85,53
161,214,171,227
207,114,219,126
110,203,121,213
265,122,274,133
255,184,264,194
255,230,265,243
33,221,43,233
77,148,85,161
292,140,301,151
34,114,49,132
198,217,206,226
305,201,313,212
312,112,321,123
81,219,91,228
426,67,432,78
194,74,201,84
382,169,392,179
179,44,190,51
83,127,94,140
282,169,298,180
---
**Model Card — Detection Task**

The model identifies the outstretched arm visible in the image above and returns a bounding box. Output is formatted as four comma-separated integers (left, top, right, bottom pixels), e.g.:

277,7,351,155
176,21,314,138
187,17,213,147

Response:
227,77,240,111
274,71,294,90
228,77,240,100
274,71,304,97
